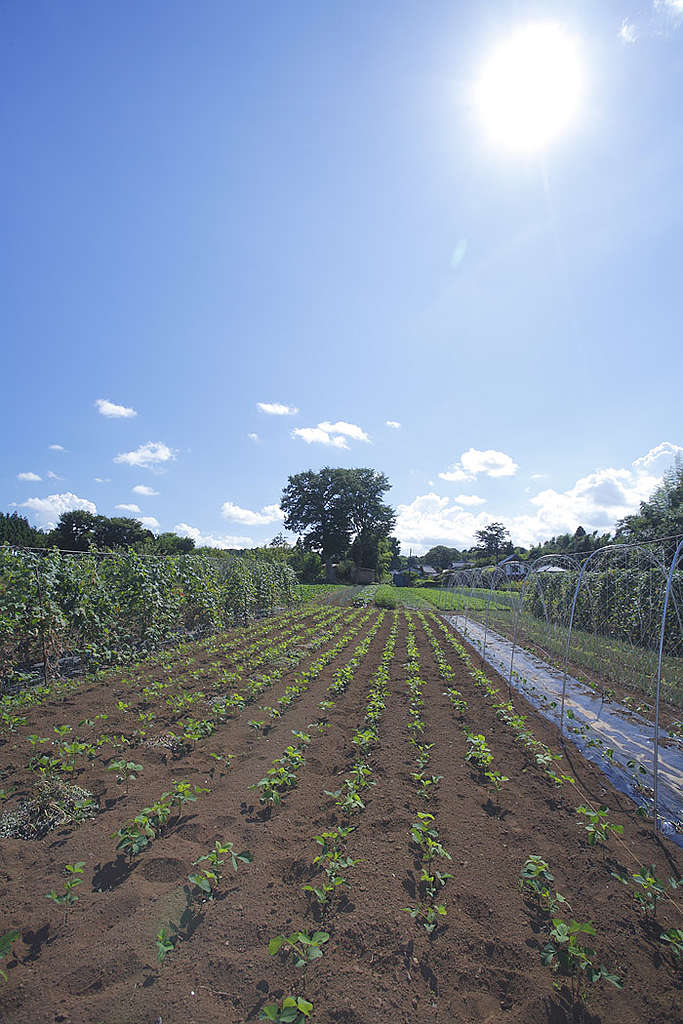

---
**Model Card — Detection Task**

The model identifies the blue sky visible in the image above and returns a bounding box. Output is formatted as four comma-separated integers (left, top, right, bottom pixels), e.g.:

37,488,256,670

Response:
2,1,682,553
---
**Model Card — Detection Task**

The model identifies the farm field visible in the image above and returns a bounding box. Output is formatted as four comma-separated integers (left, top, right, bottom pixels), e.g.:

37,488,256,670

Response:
0,600,681,1024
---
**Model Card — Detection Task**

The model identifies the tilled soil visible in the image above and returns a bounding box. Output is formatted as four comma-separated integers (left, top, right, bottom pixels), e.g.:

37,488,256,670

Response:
0,608,680,1024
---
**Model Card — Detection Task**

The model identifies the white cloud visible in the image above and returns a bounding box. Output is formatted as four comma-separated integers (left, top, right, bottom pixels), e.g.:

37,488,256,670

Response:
48,444,65,452
530,473,549,480
656,0,683,14
395,441,681,553
132,484,158,496
395,492,493,554
257,402,299,416
248,433,260,442
221,501,284,526
114,441,176,469
292,426,348,448
319,421,370,442
115,503,141,513
631,440,682,470
174,522,257,549
17,472,41,482
453,494,486,506
47,471,62,480
386,420,401,429
439,447,519,482
292,419,370,448
19,492,97,527
506,441,680,548
619,18,638,42
95,398,137,418
139,516,160,530
94,477,111,484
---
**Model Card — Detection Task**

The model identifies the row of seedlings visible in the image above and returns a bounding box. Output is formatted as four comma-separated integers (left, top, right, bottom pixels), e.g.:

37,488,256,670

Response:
402,610,452,936
256,609,401,1022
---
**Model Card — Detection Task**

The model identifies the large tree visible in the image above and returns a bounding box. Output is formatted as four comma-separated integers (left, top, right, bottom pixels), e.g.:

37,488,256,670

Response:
475,522,510,562
281,467,395,578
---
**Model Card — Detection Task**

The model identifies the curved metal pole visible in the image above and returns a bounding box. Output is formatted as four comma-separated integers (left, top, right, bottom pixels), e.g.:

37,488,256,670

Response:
653,537,683,834
508,565,536,697
482,569,498,660
560,547,606,738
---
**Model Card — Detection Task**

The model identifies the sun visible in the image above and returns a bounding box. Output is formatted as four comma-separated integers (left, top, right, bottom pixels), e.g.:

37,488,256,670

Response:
475,23,583,153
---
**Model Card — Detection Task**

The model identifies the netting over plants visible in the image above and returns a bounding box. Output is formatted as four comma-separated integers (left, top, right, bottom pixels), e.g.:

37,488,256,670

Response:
0,546,297,689
440,541,683,832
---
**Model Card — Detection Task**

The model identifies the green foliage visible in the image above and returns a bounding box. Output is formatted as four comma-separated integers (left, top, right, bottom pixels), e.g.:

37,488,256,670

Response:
268,930,329,968
0,547,297,684
373,585,397,609
281,466,395,571
259,996,314,1022
541,918,622,1001
46,861,85,924
575,805,623,847
659,927,682,960
0,930,19,983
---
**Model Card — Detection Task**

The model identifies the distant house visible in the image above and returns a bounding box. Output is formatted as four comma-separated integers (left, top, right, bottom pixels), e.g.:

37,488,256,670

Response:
498,555,528,579
449,561,472,570
421,564,438,576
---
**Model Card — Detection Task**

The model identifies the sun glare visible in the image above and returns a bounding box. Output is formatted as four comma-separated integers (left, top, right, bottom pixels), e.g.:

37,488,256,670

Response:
475,23,583,153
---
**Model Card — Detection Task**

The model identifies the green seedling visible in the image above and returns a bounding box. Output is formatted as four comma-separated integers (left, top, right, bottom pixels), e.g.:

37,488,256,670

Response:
519,855,570,915
259,996,314,1023
540,918,622,1002
411,772,443,799
575,805,623,848
268,930,329,968
403,901,447,934
0,930,19,983
46,861,85,925
659,927,682,961
248,719,266,731
155,927,175,964
107,759,143,794
632,865,665,919
208,751,233,777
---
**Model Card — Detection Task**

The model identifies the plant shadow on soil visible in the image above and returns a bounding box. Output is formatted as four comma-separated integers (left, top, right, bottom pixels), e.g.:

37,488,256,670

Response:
92,854,137,891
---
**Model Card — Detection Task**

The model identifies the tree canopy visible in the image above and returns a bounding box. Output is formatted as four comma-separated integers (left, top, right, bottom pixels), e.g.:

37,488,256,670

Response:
475,522,511,561
281,467,396,572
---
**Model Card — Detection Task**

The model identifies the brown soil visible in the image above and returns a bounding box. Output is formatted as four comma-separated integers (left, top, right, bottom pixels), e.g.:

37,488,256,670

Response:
0,608,680,1024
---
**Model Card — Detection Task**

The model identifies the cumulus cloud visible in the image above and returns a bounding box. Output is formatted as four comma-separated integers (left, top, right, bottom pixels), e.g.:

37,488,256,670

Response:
19,492,97,528
139,516,159,530
114,441,175,469
248,433,260,442
439,448,518,482
221,501,284,526
132,484,158,496
386,420,401,429
96,398,137,418
115,503,141,513
94,477,111,484
175,522,257,549
619,18,638,42
17,472,41,482
319,421,370,442
48,444,65,452
47,471,62,480
632,440,682,470
395,441,681,554
395,493,492,554
292,419,369,448
453,494,486,506
257,402,299,416
292,426,348,448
